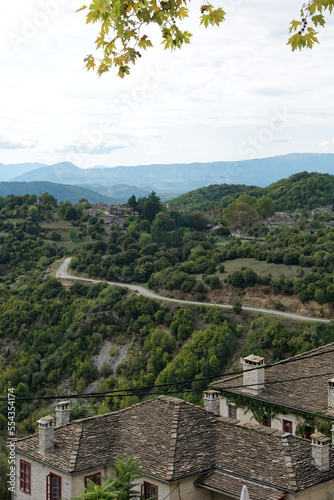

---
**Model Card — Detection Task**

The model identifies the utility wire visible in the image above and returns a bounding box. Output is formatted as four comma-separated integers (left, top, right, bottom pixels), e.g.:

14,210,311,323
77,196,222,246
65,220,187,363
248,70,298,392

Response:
2,345,334,402
1,370,334,402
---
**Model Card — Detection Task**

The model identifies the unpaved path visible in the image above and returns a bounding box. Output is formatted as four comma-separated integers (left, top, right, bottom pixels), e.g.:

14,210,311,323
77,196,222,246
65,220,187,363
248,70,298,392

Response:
56,258,332,324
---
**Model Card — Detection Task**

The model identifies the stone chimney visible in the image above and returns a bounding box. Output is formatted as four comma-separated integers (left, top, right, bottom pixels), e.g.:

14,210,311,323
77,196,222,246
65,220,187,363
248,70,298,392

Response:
243,354,265,395
328,379,334,412
56,401,70,427
37,416,54,453
311,433,330,471
203,390,221,415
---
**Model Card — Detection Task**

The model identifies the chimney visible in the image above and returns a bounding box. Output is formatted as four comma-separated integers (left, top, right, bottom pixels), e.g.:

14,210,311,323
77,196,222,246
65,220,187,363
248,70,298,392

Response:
328,379,334,412
243,354,265,395
56,401,70,427
204,390,221,415
311,433,330,471
37,416,54,453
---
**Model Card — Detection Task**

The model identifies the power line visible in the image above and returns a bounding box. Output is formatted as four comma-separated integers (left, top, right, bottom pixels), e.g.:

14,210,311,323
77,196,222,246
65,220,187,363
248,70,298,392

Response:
216,370,334,391
1,370,334,402
1,345,334,402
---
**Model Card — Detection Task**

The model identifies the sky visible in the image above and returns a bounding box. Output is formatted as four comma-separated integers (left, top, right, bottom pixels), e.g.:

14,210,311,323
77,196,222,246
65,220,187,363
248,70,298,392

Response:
1,0,334,169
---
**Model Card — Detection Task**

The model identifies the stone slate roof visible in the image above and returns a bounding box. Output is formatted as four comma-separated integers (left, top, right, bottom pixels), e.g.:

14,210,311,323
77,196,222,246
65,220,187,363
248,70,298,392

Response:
15,396,216,480
212,342,334,417
15,396,334,496
195,471,285,500
214,416,334,493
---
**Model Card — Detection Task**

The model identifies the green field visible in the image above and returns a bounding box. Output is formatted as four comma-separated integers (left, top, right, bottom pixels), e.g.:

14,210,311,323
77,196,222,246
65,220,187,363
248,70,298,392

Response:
221,258,310,279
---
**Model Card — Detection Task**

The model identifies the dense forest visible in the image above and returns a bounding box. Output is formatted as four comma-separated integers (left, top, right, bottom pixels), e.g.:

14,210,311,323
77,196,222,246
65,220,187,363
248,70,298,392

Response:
0,178,334,498
168,171,334,213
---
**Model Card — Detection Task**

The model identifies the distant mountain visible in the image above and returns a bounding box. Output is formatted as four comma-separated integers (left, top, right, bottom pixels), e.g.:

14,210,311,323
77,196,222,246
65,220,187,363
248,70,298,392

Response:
8,154,334,194
86,184,180,203
0,162,46,181
0,181,113,204
11,161,81,184
86,184,151,201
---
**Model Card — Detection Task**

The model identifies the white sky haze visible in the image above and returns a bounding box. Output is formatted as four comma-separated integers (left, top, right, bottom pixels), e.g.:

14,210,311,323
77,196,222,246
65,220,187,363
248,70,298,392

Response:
1,0,334,169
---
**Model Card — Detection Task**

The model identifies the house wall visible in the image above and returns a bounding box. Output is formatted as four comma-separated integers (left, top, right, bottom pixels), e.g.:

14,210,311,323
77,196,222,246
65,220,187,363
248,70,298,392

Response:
219,397,311,436
292,479,334,500
71,466,109,497
169,477,211,500
13,455,175,500
14,453,71,500
141,475,170,499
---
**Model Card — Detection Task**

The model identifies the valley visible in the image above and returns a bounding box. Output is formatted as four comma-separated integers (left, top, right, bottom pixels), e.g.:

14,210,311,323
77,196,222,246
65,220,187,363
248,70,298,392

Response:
0,172,334,497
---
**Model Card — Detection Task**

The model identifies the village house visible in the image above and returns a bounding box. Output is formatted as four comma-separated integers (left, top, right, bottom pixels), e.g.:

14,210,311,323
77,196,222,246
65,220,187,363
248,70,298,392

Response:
311,205,333,216
13,392,334,500
87,203,111,217
210,343,334,441
265,212,297,229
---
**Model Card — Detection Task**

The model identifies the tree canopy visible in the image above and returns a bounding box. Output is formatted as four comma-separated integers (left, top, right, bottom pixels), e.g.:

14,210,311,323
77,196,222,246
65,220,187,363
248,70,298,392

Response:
79,0,333,77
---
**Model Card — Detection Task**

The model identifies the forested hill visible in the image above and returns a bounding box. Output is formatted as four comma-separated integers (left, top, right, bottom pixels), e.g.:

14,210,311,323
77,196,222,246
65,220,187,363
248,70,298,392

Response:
167,172,334,213
263,172,334,211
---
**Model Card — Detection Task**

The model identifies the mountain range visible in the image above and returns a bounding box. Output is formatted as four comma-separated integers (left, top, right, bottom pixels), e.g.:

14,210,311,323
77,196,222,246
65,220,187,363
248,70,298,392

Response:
1,153,334,203
0,181,113,205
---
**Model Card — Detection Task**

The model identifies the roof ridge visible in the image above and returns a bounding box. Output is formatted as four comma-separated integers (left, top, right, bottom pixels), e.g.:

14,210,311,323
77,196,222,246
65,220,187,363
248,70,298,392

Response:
217,416,286,438
166,402,182,481
212,342,334,388
268,341,334,367
66,396,177,426
68,422,84,472
280,434,298,491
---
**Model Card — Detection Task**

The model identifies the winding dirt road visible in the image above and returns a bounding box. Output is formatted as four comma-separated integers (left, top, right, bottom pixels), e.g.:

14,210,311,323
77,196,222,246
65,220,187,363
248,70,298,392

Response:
56,258,332,324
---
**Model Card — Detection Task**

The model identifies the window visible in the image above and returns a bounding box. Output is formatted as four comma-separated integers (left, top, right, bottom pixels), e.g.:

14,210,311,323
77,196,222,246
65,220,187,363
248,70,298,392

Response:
305,425,315,440
20,460,31,494
282,420,292,434
228,404,237,419
262,415,271,427
141,481,158,499
46,473,61,500
85,473,102,488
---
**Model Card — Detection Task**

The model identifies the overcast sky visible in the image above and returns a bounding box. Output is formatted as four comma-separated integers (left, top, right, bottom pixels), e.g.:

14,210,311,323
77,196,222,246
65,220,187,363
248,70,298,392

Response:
1,0,334,169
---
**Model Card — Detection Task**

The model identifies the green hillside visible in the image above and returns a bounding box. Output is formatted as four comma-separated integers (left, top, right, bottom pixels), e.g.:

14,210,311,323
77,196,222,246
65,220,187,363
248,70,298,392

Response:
263,171,334,211
168,172,334,213
1,186,334,497
166,183,260,212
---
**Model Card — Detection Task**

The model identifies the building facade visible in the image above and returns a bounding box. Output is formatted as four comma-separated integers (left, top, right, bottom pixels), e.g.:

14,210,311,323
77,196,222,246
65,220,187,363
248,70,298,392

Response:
209,343,334,440
13,394,334,500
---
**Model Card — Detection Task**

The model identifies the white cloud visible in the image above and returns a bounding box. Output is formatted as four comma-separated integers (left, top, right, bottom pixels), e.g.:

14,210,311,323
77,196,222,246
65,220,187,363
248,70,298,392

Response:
0,0,334,167
147,149,162,155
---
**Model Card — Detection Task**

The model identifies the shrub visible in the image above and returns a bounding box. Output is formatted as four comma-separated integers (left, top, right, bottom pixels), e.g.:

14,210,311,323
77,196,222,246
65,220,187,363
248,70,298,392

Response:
233,301,242,314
